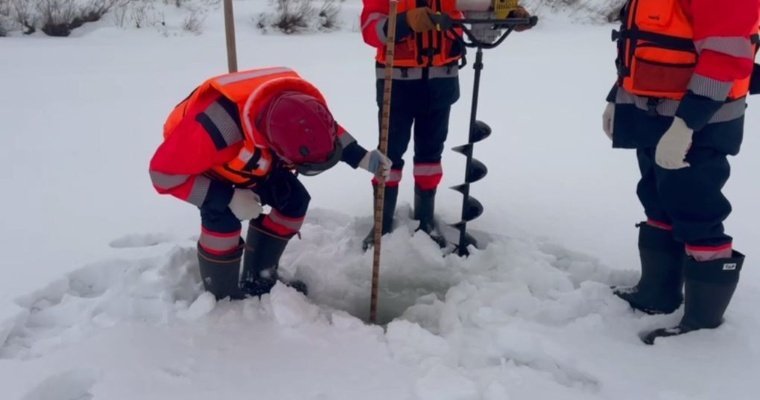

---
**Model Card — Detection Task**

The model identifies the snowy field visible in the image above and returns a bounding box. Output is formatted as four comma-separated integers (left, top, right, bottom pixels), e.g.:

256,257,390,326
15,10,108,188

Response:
1,2,759,399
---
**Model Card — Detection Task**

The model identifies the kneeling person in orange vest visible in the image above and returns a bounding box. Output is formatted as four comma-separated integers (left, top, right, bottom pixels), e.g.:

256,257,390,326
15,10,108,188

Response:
149,67,391,300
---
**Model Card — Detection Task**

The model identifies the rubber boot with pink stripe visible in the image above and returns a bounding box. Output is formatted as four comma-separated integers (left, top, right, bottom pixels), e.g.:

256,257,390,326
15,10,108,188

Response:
614,222,684,314
241,219,307,297
641,251,744,344
197,241,245,300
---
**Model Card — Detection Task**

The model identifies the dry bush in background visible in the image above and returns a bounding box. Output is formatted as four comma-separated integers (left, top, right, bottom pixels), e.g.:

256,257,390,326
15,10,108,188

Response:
1,0,214,36
0,0,12,36
4,0,120,36
523,0,625,22
0,0,626,38
256,0,342,34
181,8,204,34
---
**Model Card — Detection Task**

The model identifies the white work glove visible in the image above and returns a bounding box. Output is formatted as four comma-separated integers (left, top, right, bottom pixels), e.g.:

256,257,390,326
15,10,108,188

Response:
359,149,392,179
228,189,263,221
602,102,614,140
655,117,693,170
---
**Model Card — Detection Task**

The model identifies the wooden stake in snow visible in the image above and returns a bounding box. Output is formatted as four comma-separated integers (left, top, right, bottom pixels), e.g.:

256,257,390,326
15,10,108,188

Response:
369,0,398,324
223,0,238,73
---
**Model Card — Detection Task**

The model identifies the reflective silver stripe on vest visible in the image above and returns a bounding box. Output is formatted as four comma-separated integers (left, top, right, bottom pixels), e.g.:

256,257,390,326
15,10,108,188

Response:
150,171,189,190
615,89,746,124
688,73,733,101
205,101,244,146
375,66,459,80
215,67,293,85
238,148,254,164
187,175,212,207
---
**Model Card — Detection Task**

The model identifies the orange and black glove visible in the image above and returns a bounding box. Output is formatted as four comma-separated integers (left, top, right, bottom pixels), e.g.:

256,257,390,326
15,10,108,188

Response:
509,6,533,32
405,7,436,33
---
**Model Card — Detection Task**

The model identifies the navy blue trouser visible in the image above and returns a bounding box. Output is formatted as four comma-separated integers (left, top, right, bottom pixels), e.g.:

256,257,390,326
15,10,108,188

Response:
382,105,451,169
199,169,310,254
636,147,732,247
375,77,458,190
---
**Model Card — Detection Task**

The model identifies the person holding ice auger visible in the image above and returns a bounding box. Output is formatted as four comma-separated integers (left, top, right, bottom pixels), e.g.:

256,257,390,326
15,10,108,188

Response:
603,0,759,343
359,0,533,250
149,67,391,300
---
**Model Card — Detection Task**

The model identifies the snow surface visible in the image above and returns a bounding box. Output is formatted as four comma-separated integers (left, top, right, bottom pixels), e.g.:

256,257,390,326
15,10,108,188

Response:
1,2,759,399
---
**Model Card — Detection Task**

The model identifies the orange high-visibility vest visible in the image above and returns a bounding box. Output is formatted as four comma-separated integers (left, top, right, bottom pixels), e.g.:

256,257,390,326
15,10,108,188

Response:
375,0,464,68
163,67,329,186
616,0,753,100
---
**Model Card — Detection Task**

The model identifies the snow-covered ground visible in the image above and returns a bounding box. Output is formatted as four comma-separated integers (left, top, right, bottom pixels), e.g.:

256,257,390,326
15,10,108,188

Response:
1,2,759,399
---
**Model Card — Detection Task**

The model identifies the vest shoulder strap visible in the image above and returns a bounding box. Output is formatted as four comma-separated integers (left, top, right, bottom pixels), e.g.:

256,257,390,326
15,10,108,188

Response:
207,67,300,104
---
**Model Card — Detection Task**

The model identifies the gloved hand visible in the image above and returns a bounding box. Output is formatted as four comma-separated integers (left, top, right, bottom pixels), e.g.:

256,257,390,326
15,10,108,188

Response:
428,11,453,31
359,149,392,179
406,7,435,33
228,189,263,221
509,6,533,32
602,102,614,140
655,117,693,170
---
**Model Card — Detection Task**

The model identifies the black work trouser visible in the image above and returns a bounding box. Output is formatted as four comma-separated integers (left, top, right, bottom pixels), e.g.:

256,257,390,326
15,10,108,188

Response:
636,147,732,247
380,105,451,169
375,76,458,190
200,169,310,252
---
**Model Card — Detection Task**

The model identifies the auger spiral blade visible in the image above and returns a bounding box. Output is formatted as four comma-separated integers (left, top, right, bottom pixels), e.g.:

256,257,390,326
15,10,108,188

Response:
462,196,484,221
470,120,492,143
452,143,473,156
465,158,488,183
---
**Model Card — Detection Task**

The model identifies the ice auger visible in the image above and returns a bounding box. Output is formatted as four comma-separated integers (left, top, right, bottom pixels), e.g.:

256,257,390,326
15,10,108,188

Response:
433,0,538,256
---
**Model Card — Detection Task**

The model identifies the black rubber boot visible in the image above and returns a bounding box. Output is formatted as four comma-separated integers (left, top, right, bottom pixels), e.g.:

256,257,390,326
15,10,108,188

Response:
197,241,244,300
241,219,308,297
614,223,684,314
414,187,447,248
641,251,744,345
362,185,399,251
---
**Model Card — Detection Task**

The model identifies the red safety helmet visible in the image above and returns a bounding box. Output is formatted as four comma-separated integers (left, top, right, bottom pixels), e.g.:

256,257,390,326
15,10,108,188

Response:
258,91,342,176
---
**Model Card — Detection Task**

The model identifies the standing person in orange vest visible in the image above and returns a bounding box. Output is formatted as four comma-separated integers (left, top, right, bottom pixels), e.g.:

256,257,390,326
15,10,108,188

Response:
604,0,758,343
359,0,532,249
149,67,391,300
